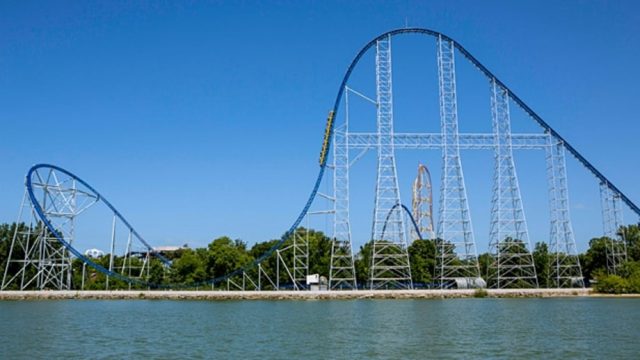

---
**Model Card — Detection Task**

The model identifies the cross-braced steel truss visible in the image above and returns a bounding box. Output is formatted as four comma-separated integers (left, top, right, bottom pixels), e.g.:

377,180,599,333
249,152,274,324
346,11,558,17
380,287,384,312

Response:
546,136,584,288
314,29,640,292
488,79,538,288
369,35,412,290
293,226,310,289
436,35,481,287
3,164,174,290
329,120,358,289
2,169,98,290
412,164,435,241
600,183,628,275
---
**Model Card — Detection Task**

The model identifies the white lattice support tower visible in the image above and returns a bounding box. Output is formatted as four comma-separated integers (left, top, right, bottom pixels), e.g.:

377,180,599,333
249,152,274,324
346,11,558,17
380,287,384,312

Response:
412,164,435,241
599,183,628,275
488,79,538,288
2,194,74,291
1,194,72,290
436,35,481,287
545,134,584,288
329,120,358,289
369,35,412,290
292,227,309,289
2,169,101,290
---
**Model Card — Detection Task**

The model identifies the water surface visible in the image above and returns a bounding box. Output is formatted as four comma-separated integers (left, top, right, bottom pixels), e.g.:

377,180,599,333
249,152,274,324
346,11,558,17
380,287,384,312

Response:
0,298,638,359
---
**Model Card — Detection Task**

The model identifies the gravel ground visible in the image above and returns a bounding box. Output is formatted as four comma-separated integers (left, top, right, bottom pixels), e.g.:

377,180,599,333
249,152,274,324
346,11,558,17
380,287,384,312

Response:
0,288,620,301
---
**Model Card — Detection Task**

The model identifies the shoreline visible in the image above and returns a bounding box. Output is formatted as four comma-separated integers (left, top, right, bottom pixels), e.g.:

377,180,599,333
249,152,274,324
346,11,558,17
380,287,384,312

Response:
1,288,639,300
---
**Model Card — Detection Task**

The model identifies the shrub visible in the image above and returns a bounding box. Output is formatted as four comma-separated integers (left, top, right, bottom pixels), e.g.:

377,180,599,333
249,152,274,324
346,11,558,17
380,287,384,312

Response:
473,288,488,298
627,274,640,293
594,275,629,294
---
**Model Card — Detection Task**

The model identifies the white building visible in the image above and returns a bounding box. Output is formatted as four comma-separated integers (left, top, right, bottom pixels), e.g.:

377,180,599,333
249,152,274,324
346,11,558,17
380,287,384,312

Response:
84,248,105,258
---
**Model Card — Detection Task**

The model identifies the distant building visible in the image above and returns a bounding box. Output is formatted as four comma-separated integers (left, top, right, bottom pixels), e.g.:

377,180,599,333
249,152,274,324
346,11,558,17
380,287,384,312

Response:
84,248,105,258
152,244,189,255
307,274,328,291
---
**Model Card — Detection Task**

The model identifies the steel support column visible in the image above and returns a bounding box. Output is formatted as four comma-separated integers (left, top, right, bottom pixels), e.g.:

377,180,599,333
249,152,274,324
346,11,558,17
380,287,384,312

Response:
436,35,481,287
600,183,628,274
329,119,358,289
293,226,310,289
488,79,538,288
370,35,412,290
546,134,584,288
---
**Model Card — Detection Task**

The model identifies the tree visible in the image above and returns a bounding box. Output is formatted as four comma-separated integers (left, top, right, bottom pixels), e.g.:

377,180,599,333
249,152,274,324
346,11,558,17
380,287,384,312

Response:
206,236,253,279
532,242,550,288
620,225,640,261
0,223,53,290
580,237,609,281
248,239,280,288
148,258,166,286
478,253,493,283
0,223,12,279
170,248,207,284
354,241,372,286
594,274,629,294
487,237,537,288
408,239,436,287
305,228,332,278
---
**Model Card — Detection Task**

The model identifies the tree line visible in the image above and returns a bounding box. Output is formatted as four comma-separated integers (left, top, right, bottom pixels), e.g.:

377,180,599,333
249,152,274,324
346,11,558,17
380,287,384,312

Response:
1,222,639,292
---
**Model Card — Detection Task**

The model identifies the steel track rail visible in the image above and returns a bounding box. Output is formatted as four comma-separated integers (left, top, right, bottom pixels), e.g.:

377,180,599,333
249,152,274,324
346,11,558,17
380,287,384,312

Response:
28,28,638,288
201,28,640,287
26,164,171,287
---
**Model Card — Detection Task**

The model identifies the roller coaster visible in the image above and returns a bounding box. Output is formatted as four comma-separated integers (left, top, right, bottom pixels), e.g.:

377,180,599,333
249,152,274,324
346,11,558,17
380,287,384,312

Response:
2,28,637,291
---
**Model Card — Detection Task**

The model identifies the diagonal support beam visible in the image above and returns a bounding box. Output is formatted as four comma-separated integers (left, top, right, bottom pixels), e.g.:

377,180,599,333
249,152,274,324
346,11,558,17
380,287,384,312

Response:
546,134,584,288
599,183,628,275
488,78,538,289
370,35,413,290
436,35,481,288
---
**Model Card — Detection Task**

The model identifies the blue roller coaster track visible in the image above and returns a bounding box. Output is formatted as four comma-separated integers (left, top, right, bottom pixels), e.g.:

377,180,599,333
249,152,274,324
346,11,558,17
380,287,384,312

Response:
264,28,640,284
26,163,171,287
380,203,424,242
26,28,640,288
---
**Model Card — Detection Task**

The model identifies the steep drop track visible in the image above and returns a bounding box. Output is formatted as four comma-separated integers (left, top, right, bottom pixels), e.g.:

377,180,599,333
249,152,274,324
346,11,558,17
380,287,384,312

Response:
28,28,640,288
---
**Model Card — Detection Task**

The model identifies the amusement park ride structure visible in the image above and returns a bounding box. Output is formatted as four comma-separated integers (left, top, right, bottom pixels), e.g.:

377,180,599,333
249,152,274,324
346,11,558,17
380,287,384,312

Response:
412,164,435,242
2,28,637,291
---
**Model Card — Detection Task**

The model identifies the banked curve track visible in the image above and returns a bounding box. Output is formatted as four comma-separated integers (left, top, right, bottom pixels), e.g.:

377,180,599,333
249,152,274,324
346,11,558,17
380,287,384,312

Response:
26,163,171,287
29,28,640,288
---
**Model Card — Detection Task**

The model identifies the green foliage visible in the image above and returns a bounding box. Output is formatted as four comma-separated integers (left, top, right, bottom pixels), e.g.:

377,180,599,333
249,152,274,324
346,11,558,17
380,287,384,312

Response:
620,225,640,262
619,261,640,293
478,253,493,283
305,229,332,278
248,239,280,289
0,223,45,289
0,224,11,277
4,219,640,292
354,241,372,286
580,236,609,281
206,237,252,278
594,274,629,294
473,288,488,298
579,225,640,293
480,238,537,289
497,237,529,254
532,242,550,288
171,248,208,283
593,261,640,294
148,259,165,285
408,239,436,285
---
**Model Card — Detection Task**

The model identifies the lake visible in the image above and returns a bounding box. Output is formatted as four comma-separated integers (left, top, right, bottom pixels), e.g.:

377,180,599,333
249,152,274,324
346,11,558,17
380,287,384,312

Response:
0,298,638,359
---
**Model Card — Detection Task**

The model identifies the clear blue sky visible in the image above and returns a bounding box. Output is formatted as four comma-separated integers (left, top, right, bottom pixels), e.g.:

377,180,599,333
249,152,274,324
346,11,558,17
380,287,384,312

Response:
1,1,639,253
